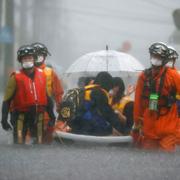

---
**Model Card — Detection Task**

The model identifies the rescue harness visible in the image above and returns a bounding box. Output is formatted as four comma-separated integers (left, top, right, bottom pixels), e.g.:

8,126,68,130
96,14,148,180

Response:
142,67,176,116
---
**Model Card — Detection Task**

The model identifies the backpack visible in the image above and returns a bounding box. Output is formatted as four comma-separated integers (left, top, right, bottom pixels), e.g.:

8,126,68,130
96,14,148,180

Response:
58,88,85,122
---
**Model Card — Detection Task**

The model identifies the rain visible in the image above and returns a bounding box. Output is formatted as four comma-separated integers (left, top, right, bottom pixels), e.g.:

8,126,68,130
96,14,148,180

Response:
0,0,180,180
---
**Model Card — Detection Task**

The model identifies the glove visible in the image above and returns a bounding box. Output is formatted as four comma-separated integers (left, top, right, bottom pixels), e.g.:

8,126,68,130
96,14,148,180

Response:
131,123,143,147
1,101,12,131
1,120,12,131
48,119,55,127
56,103,61,113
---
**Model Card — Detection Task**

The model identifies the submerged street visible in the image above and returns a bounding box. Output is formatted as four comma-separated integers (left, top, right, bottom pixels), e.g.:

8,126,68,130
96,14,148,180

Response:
0,128,180,180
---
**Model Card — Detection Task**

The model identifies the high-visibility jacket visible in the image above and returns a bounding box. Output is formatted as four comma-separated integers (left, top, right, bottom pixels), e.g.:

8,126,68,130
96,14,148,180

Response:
13,68,47,111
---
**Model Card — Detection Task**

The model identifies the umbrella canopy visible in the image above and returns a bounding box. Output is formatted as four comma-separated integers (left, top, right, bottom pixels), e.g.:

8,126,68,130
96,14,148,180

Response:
63,50,145,92
66,50,144,74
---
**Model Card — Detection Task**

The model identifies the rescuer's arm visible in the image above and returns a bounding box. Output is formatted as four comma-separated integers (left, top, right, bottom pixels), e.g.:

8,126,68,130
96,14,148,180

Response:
1,75,16,131
133,73,144,126
46,95,56,127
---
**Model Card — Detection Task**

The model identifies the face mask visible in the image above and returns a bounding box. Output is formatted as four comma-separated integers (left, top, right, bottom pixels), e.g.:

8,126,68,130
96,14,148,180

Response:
165,61,174,68
22,62,34,69
151,58,162,66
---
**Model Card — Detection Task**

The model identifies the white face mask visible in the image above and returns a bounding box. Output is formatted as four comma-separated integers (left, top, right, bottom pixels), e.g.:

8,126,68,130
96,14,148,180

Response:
36,56,44,63
151,58,162,66
22,62,34,69
165,61,174,68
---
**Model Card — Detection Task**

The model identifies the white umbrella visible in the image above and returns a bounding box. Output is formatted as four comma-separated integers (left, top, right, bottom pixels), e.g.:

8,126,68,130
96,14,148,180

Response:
63,49,145,91
66,50,144,74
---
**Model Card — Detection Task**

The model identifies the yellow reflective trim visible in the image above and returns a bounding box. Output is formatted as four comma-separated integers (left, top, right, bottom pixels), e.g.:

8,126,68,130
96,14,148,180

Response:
17,113,24,144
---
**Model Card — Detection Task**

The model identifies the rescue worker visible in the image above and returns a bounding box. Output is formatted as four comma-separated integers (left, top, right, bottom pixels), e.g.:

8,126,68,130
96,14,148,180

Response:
32,42,64,143
110,77,134,135
133,42,180,152
68,72,125,136
165,46,180,146
1,45,55,144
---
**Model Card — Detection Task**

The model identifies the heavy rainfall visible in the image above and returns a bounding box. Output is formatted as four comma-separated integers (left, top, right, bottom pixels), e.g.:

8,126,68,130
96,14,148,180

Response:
0,0,180,180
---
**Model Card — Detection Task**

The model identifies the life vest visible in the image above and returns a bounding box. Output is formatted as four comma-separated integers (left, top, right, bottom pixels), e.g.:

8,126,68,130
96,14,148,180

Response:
84,84,110,101
13,68,47,112
84,84,100,100
43,67,53,96
111,96,132,113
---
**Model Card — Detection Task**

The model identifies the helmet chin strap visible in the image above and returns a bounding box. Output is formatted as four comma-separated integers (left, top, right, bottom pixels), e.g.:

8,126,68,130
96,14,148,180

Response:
35,60,45,66
152,65,162,69
22,67,34,77
151,63,163,71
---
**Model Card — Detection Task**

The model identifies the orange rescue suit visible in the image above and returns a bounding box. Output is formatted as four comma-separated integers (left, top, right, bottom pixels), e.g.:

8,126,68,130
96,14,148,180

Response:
38,63,64,143
134,67,180,152
38,63,64,105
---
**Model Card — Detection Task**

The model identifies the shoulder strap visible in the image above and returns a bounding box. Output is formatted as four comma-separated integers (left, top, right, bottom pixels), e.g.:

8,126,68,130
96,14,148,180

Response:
156,67,168,116
157,67,167,97
142,68,152,97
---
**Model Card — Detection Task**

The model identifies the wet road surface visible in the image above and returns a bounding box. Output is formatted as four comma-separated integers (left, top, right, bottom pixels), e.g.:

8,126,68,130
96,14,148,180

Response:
0,128,180,180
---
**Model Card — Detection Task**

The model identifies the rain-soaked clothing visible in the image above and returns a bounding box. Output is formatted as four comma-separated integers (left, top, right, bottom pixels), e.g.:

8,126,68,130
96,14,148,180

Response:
38,63,64,106
69,84,124,136
38,63,64,143
12,69,47,111
1,68,55,144
175,75,180,145
111,96,134,135
134,67,180,152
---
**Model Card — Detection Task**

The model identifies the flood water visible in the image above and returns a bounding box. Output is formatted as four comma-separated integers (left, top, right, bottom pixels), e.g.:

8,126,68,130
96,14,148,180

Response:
0,127,180,180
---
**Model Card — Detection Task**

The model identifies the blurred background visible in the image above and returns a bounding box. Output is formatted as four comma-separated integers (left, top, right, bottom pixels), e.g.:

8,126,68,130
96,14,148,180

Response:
0,0,180,91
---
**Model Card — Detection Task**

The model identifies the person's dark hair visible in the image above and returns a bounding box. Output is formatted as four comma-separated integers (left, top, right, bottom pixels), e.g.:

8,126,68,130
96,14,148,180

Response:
77,76,86,88
84,76,95,86
94,72,113,91
112,77,125,104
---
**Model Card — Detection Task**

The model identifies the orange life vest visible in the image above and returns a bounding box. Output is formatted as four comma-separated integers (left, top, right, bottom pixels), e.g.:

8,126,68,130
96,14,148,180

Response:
13,68,47,111
111,96,132,113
